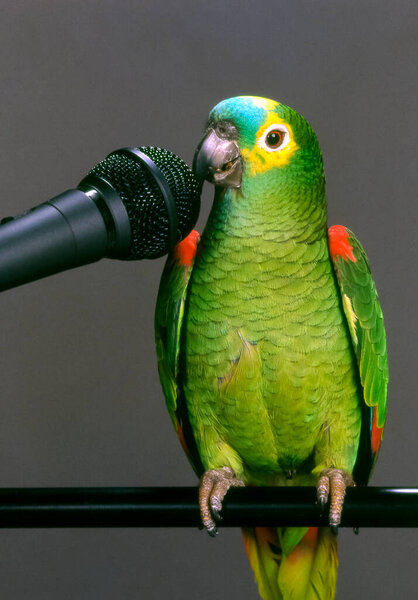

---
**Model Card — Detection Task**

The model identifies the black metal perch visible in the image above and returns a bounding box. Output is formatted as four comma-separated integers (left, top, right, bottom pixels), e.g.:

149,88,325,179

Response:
0,487,416,528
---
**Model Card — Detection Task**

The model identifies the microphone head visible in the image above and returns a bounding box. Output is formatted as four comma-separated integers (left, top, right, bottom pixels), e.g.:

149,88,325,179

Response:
87,146,200,260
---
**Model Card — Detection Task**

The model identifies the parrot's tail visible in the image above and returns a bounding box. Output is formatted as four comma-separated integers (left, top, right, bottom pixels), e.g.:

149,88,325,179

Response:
242,526,338,600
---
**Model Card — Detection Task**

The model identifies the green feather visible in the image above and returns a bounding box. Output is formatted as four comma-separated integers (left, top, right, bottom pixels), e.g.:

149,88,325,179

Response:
329,228,388,476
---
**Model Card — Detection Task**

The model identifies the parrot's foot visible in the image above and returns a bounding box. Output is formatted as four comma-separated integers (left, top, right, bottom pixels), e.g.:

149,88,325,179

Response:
317,468,355,534
199,467,244,537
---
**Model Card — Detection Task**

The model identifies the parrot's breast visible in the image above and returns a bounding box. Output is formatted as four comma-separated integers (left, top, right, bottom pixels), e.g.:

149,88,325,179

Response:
182,198,362,483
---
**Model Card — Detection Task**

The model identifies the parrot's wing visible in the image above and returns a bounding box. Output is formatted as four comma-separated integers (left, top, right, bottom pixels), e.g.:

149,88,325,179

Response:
155,230,203,475
328,225,388,483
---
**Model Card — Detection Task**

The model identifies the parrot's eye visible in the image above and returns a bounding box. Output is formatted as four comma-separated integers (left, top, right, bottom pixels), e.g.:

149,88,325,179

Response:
266,130,284,148
260,124,290,152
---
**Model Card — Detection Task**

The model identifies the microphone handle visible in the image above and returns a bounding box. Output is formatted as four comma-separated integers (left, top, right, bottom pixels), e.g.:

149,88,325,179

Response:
0,184,130,292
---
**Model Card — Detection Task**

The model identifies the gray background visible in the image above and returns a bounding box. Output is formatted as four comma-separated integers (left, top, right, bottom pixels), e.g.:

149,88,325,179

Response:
0,1,416,598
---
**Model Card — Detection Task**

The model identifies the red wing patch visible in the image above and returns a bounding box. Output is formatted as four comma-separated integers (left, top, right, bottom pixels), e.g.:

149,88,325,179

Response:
174,230,200,267
371,408,384,454
328,225,357,263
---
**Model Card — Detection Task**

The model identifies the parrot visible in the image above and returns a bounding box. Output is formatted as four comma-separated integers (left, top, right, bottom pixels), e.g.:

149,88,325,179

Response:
155,95,388,599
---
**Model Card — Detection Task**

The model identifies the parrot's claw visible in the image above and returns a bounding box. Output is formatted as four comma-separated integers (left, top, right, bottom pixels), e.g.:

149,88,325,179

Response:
199,467,244,537
318,495,327,513
317,468,355,533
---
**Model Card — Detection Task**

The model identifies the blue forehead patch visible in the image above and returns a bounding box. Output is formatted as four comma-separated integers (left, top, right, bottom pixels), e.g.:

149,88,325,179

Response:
209,97,271,146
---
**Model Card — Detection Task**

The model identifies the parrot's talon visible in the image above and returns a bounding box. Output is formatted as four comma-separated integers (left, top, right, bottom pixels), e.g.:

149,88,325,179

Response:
316,468,355,529
318,496,327,513
206,524,218,537
199,467,244,536
211,507,223,522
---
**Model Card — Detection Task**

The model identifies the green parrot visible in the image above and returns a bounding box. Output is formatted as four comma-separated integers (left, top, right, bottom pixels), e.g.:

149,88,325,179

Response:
155,96,388,599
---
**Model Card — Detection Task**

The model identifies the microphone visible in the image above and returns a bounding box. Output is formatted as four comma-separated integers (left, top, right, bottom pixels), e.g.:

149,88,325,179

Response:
0,147,200,291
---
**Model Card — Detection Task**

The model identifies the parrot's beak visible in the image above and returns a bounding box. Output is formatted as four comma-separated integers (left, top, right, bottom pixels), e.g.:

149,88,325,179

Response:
193,121,242,189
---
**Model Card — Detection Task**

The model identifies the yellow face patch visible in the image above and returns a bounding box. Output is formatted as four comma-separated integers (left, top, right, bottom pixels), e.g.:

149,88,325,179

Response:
241,111,299,176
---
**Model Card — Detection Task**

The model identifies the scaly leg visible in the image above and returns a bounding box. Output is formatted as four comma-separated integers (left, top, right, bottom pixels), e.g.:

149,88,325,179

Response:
199,467,244,536
317,467,355,533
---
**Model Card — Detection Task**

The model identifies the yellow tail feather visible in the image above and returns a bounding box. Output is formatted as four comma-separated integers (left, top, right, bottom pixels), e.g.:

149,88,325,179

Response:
242,527,338,600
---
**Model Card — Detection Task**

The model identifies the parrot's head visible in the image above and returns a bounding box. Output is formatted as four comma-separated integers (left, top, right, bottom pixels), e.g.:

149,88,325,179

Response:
193,96,325,198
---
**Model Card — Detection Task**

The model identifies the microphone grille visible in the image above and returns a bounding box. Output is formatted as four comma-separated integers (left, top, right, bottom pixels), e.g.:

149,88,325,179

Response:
89,146,200,259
